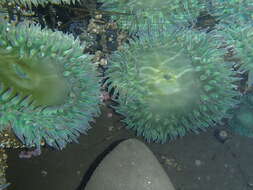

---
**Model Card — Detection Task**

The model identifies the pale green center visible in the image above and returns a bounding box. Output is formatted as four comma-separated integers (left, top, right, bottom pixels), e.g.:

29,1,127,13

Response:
0,51,70,107
137,47,200,112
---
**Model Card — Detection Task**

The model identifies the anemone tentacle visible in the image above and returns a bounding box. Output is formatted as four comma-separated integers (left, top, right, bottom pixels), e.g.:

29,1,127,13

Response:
214,17,253,88
212,0,253,24
0,0,82,8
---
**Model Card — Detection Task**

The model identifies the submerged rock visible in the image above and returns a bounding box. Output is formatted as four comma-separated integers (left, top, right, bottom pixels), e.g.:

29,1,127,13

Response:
85,139,175,190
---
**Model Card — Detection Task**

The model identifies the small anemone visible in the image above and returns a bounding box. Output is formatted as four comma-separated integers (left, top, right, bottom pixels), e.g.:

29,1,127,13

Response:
0,21,101,149
228,93,253,137
105,29,240,143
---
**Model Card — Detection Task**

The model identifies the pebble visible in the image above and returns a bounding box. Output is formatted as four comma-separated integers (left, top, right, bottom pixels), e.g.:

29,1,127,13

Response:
41,170,47,177
108,126,114,131
19,147,42,159
107,113,113,118
100,58,107,66
195,160,202,167
105,136,113,141
100,91,110,102
161,156,182,171
95,14,102,19
224,164,229,169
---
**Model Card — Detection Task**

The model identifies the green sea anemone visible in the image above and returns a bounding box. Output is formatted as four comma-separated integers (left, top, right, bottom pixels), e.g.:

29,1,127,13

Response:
212,0,253,88
215,21,253,87
224,24,253,72
105,30,240,143
98,0,211,33
0,21,101,149
228,93,253,137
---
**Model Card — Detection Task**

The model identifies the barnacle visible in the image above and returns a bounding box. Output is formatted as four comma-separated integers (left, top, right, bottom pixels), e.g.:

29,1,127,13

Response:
0,21,101,149
0,0,81,8
98,0,211,34
228,93,253,137
105,30,240,143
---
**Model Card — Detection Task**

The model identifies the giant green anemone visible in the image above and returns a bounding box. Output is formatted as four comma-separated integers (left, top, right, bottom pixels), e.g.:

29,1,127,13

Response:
0,21,101,149
228,93,253,137
98,0,211,33
105,30,240,143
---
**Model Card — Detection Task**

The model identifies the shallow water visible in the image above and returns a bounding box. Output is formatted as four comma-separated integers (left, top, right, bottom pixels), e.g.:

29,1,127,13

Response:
2,1,253,190
6,105,253,190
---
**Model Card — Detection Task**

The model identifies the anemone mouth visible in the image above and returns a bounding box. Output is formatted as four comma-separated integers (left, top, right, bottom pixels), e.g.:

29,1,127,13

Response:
0,49,70,108
136,47,201,111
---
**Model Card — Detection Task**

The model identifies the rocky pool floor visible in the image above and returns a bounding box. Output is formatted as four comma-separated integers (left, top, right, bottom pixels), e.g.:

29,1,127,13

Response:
6,104,253,190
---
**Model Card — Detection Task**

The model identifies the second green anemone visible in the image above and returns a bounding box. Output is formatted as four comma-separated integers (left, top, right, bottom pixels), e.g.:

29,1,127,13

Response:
98,0,211,33
105,30,240,143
